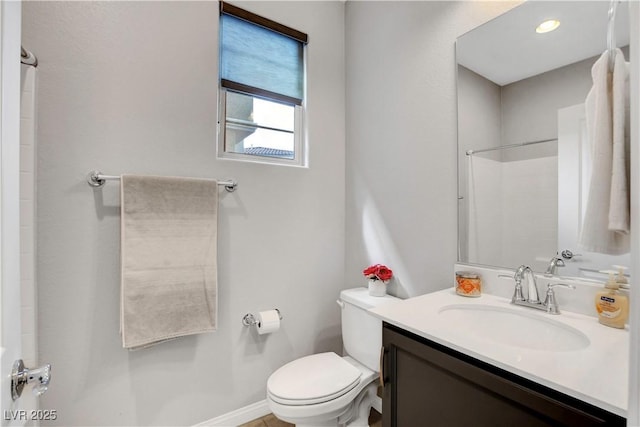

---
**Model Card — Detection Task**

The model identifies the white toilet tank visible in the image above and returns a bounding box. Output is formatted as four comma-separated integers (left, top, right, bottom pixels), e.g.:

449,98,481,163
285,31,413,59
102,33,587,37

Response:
339,287,400,372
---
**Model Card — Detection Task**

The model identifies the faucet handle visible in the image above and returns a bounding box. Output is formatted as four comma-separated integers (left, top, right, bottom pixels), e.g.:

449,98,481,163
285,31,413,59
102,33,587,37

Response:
499,273,527,303
544,255,566,277
547,283,576,291
497,274,527,302
560,250,582,260
544,283,575,314
512,285,526,303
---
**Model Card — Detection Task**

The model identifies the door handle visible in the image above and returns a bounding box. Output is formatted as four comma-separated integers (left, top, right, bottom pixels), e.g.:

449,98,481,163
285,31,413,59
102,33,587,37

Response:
379,346,387,388
11,359,51,400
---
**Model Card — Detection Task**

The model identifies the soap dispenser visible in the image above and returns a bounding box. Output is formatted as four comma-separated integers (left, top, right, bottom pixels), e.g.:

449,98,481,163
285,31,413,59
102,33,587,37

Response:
595,272,629,329
613,265,629,289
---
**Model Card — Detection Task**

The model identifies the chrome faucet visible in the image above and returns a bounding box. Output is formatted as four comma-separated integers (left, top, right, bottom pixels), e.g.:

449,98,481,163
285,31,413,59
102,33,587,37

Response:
544,255,565,277
515,265,540,304
506,265,575,314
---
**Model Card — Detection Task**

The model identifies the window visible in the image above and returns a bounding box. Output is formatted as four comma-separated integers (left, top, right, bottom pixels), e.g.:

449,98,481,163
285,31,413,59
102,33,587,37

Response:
218,2,308,166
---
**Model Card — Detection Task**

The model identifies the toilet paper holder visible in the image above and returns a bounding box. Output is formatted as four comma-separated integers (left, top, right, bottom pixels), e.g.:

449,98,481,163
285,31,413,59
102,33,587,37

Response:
242,309,283,327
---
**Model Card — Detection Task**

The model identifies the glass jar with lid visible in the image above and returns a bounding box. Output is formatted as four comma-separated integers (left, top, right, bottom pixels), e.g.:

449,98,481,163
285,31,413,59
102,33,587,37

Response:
455,271,481,297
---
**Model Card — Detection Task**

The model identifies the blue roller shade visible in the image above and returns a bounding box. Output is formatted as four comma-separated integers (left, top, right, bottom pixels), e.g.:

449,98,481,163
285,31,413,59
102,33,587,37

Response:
220,13,305,105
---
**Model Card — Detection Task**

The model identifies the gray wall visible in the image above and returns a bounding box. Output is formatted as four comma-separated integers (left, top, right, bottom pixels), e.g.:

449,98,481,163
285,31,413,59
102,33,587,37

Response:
456,65,502,261
457,65,502,154
344,1,518,298
23,0,548,424
23,1,345,425
501,55,596,154
458,52,602,165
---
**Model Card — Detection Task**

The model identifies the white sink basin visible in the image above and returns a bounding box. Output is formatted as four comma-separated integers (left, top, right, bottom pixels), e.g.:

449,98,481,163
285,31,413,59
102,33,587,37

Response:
438,304,590,351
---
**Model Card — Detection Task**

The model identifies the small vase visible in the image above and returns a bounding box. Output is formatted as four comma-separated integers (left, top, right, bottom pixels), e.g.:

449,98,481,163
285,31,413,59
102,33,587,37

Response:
368,280,387,297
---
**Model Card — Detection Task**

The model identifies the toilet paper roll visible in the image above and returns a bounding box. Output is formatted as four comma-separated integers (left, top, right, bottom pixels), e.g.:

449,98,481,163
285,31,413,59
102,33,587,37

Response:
256,310,281,335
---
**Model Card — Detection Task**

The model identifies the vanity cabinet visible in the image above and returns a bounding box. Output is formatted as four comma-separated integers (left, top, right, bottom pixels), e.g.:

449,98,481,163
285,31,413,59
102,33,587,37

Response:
381,323,625,427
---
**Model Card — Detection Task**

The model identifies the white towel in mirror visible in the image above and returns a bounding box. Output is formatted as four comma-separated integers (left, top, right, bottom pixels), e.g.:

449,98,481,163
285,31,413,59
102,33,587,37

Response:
608,49,630,234
579,49,629,255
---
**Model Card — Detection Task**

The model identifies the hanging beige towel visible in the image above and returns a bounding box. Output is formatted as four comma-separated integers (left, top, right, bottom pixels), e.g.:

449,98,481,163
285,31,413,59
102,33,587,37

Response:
609,48,630,234
120,175,218,349
579,50,629,255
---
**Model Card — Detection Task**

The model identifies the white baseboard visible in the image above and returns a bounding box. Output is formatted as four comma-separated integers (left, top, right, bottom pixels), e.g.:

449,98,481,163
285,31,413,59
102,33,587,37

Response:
194,400,270,427
194,394,382,427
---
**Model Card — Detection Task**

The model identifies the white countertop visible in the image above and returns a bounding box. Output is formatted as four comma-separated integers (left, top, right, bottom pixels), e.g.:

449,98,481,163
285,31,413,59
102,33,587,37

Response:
369,289,629,417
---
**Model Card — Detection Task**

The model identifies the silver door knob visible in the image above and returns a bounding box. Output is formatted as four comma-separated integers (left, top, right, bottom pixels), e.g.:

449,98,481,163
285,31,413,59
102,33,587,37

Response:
11,359,51,400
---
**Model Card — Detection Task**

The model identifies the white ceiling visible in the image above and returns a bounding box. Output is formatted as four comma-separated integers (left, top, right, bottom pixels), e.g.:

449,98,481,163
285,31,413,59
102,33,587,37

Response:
457,1,630,86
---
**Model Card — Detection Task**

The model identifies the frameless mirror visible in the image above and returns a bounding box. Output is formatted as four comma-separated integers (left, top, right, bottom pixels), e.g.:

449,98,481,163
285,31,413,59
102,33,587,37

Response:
456,1,631,280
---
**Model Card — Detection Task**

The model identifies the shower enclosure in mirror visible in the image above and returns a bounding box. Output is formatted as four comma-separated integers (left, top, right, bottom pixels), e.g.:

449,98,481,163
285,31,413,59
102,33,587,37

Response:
457,1,630,279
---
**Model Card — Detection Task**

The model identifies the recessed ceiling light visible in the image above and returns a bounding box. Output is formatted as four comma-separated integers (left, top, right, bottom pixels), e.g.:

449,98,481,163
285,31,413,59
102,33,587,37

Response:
536,19,560,34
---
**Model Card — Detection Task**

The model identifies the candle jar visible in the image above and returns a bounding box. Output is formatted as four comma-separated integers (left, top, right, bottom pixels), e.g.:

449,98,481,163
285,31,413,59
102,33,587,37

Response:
455,271,481,297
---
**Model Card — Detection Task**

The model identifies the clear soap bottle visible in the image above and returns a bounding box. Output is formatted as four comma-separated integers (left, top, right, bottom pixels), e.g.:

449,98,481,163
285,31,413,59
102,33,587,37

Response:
595,272,629,329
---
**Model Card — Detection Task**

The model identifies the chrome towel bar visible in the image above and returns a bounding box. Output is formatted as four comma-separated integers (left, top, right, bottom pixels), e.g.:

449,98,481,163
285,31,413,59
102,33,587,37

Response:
86,170,238,192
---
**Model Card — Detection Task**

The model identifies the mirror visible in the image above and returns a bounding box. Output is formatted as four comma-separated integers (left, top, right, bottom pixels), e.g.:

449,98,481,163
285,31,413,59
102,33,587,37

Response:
456,1,631,280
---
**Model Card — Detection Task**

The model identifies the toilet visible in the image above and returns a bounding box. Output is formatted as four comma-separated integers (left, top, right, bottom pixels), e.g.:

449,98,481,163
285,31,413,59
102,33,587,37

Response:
266,287,399,427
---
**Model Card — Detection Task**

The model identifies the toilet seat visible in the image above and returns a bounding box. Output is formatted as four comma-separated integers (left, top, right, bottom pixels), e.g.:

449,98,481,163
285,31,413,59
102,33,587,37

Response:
267,352,362,406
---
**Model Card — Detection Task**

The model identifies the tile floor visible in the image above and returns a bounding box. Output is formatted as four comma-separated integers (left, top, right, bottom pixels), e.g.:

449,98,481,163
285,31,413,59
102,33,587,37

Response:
239,410,382,427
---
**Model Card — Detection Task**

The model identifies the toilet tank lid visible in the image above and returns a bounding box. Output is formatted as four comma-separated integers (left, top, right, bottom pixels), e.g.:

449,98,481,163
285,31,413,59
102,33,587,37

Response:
340,287,401,310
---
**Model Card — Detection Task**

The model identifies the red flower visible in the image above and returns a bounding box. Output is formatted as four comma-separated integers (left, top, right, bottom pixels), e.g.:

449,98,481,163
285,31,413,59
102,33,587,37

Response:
363,264,393,282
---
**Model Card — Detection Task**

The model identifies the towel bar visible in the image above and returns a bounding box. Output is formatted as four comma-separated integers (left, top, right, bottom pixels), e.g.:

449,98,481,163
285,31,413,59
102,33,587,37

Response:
86,170,238,192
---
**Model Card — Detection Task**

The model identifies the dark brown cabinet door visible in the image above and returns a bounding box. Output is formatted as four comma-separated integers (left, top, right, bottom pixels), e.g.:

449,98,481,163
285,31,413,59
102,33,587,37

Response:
382,323,625,427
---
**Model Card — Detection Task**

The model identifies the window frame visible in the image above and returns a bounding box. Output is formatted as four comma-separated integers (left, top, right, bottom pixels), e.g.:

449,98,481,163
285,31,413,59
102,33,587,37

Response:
217,1,308,167
217,88,306,166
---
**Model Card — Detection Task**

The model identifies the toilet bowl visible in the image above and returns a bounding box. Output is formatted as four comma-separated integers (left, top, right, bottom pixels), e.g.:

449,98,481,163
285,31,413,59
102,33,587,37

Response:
266,288,399,427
